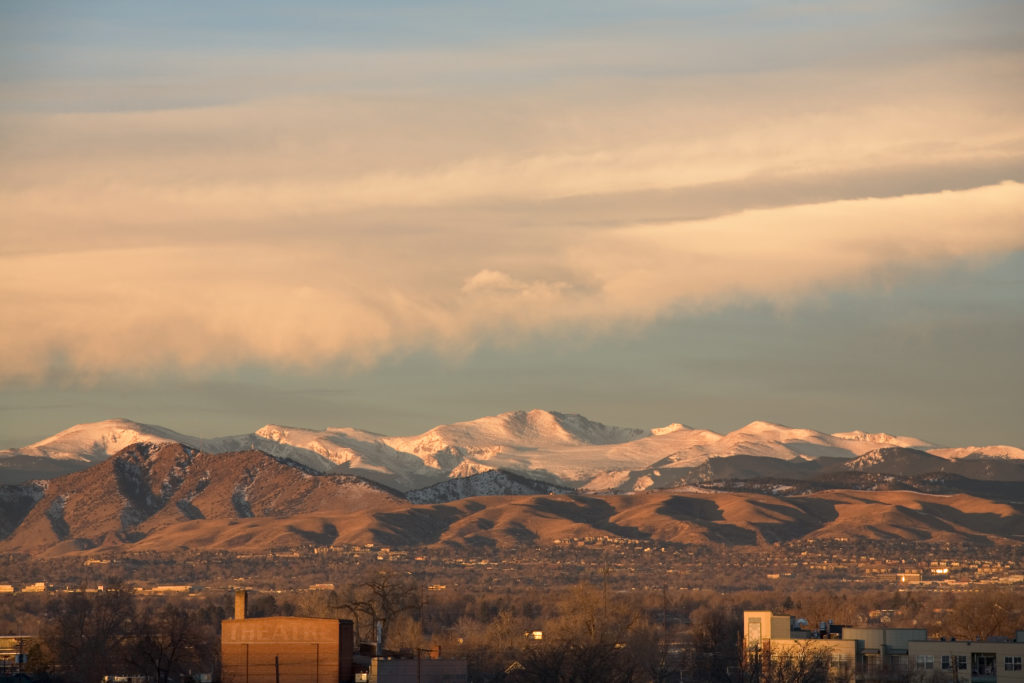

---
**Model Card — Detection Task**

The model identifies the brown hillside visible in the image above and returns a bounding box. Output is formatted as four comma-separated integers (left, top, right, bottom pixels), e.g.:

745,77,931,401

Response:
2,448,1022,556
0,443,402,555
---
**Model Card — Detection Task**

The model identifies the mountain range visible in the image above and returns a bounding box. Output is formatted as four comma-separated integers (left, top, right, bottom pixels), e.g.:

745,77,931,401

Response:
4,410,1023,491
2,411,1022,554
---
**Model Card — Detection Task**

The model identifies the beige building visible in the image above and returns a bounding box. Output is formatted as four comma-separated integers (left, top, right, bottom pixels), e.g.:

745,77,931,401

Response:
743,611,857,680
744,612,1024,683
841,626,925,676
744,611,799,645
908,638,1024,682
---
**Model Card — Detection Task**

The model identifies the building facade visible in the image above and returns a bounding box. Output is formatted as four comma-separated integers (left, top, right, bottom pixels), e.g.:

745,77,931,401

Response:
221,590,467,683
222,591,354,683
909,638,1024,682
366,657,468,683
743,611,1024,683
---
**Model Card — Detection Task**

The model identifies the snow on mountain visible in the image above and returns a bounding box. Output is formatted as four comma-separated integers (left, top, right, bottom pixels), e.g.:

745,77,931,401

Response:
4,412,1020,493
842,447,950,475
644,421,900,470
720,421,887,459
379,410,653,487
448,461,498,478
245,424,440,490
651,423,688,436
384,409,644,455
844,450,888,470
405,470,573,504
832,430,933,449
1,419,200,462
713,421,830,460
928,445,1024,461
838,447,1024,482
575,422,960,492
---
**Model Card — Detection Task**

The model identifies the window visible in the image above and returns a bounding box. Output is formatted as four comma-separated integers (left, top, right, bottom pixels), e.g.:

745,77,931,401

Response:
1006,656,1023,672
916,655,934,670
973,653,995,676
941,655,950,671
747,619,761,648
957,655,967,671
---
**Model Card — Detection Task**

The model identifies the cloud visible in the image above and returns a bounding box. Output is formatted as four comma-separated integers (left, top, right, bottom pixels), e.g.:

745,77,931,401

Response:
4,53,1022,236
461,270,567,298
462,270,528,294
568,182,1024,317
2,182,1022,383
2,47,1022,383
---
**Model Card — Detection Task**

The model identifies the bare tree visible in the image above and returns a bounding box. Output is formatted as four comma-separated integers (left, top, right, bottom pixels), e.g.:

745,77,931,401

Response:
741,640,837,683
126,602,214,683
690,603,742,682
333,570,423,650
511,582,649,683
945,589,1020,641
42,584,136,683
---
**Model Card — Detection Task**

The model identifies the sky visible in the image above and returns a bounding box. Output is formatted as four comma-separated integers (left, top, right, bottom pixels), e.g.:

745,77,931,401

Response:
1,1,1023,449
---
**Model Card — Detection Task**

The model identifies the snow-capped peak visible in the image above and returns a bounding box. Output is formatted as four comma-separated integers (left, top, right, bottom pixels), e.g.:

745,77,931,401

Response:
255,424,313,443
5,411,1021,494
832,430,933,449
732,421,827,443
14,419,195,462
740,420,792,433
928,445,1024,461
651,423,689,436
386,409,644,454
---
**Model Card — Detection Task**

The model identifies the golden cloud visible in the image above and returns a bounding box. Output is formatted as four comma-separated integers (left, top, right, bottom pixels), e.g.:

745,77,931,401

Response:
2,53,1022,381
2,182,1021,382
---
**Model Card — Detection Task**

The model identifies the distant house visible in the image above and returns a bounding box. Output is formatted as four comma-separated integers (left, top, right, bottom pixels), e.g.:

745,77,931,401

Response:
149,585,195,594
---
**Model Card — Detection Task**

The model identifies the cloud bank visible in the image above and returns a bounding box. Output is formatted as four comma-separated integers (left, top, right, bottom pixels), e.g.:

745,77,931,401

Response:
2,48,1023,382
3,178,1022,383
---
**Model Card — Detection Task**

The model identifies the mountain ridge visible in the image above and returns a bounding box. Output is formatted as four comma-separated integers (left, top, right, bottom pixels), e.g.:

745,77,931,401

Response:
1,434,1023,555
0,442,405,555
3,411,1022,492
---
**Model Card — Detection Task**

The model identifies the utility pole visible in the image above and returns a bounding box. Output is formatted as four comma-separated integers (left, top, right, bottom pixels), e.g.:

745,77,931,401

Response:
416,647,434,683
